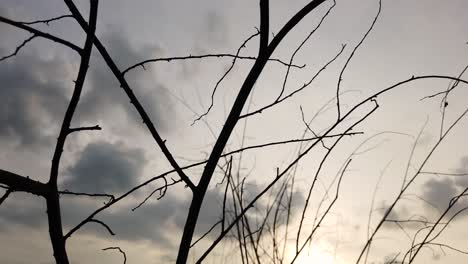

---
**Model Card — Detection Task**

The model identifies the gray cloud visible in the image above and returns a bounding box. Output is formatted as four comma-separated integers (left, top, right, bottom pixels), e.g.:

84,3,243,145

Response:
0,191,183,248
418,156,468,219
59,194,185,249
380,156,468,231
0,178,308,253
0,48,69,149
96,196,182,247
421,178,459,212
63,141,145,193
76,31,172,132
0,29,174,153
171,183,307,243
0,192,47,230
173,188,225,237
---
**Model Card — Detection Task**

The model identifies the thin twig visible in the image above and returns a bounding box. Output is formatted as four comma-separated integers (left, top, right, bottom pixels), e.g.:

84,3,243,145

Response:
67,125,102,134
123,53,304,75
19,15,74,25
240,43,346,119
102,247,127,264
192,31,260,125
191,220,222,248
277,0,336,100
0,34,37,62
336,0,382,120
0,188,13,206
59,190,114,202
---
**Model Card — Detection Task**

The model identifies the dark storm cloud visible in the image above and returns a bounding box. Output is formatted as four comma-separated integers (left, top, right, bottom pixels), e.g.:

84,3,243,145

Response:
63,141,145,193
0,48,69,149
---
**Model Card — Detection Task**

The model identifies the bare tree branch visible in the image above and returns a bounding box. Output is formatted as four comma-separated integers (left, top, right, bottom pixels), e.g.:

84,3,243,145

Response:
67,125,102,134
0,34,36,62
63,0,196,191
59,190,114,202
0,188,13,206
123,53,304,75
0,15,82,53
192,31,260,126
259,0,269,53
19,15,73,25
102,247,127,264
179,2,329,261
45,1,99,262
0,169,48,196
336,0,381,120
89,219,115,236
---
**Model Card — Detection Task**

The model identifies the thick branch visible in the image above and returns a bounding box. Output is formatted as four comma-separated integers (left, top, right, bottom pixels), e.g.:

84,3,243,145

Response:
259,0,269,53
45,1,99,263
177,1,329,262
197,103,378,263
0,169,48,196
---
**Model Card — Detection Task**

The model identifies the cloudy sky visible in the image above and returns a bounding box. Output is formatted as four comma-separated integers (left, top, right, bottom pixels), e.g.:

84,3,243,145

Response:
0,0,468,263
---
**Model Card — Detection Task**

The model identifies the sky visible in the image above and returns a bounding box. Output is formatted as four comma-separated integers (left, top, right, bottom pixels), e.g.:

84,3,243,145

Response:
0,0,468,263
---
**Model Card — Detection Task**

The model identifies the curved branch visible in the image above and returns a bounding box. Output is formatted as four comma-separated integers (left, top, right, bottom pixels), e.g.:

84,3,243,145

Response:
102,247,127,264
0,188,13,205
89,219,115,236
336,0,381,120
